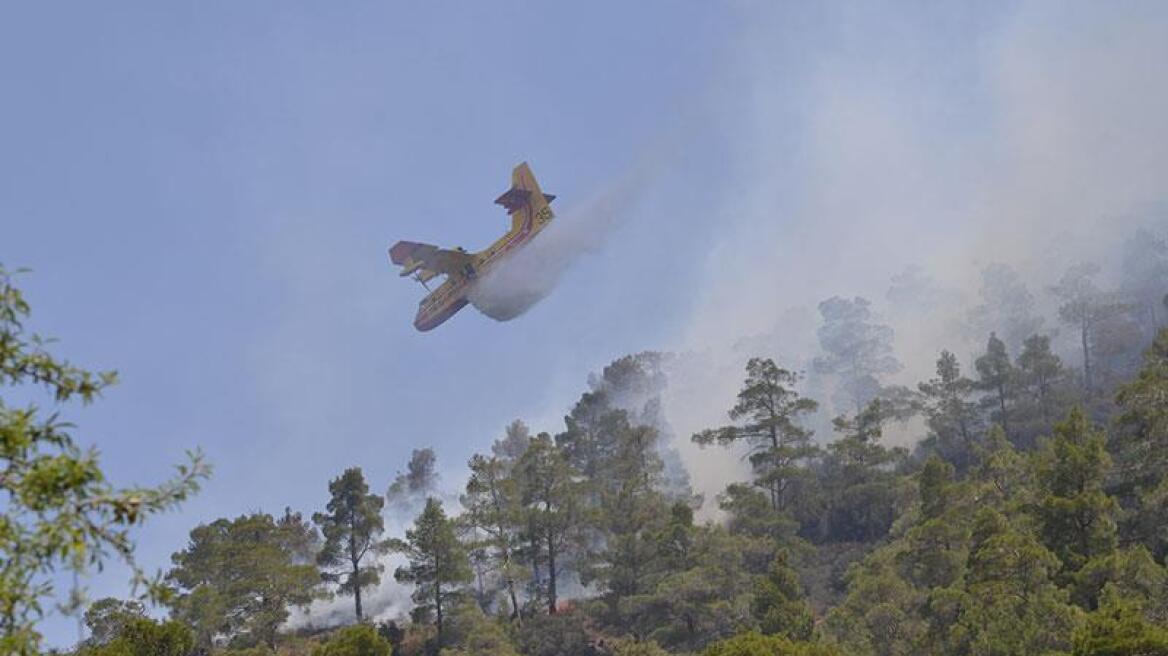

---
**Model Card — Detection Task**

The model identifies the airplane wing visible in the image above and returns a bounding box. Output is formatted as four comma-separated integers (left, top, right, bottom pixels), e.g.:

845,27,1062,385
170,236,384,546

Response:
388,241,474,280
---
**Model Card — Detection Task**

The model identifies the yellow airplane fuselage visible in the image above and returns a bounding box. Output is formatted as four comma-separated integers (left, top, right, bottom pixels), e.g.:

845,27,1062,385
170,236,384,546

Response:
413,199,554,331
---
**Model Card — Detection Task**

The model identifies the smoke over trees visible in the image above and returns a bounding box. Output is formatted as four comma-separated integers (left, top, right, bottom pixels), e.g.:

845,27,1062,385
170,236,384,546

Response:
38,232,1168,654
813,296,902,413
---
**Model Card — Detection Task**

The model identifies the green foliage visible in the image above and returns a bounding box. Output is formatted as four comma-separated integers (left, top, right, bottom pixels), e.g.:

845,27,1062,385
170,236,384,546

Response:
81,598,146,647
393,498,473,646
439,603,519,656
607,638,670,656
898,457,967,590
717,483,801,566
1050,263,1129,394
387,448,440,515
693,358,818,519
1114,330,1168,557
582,421,670,633
0,266,208,654
974,333,1017,439
813,296,902,411
918,350,980,471
701,631,840,656
27,276,1168,656
966,263,1045,353
1072,585,1168,656
815,401,907,543
1070,546,1168,613
1014,334,1070,448
312,624,392,656
752,551,814,641
624,520,754,651
166,511,323,649
514,432,583,614
1034,407,1118,572
314,467,388,621
961,507,1081,655
515,611,599,656
77,617,194,656
823,551,924,656
460,452,527,620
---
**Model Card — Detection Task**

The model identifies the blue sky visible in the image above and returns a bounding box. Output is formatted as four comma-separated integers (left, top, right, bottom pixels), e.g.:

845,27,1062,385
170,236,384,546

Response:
2,2,741,642
5,1,1167,646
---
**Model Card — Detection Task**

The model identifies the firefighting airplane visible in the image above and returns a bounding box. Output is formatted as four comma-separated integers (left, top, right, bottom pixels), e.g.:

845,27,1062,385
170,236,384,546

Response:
388,162,556,331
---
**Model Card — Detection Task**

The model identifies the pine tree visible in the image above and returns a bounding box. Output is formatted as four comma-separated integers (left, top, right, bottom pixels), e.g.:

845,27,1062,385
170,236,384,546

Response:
1034,407,1119,573
961,507,1079,655
313,467,388,621
818,401,906,543
1050,263,1129,394
387,448,440,515
1072,583,1168,655
813,296,902,412
166,512,323,649
899,457,966,589
974,332,1016,439
394,498,472,649
965,263,1046,352
1113,330,1168,561
693,358,819,515
515,433,582,614
461,453,526,622
1015,334,1068,447
752,550,814,641
918,350,981,471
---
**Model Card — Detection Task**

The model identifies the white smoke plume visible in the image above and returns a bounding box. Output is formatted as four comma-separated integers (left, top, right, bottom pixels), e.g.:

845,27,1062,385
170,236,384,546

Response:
285,481,463,631
467,157,660,321
657,2,1168,507
284,552,413,631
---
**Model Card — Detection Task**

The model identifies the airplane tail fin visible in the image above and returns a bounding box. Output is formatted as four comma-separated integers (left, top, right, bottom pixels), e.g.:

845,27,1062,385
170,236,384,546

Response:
494,162,555,215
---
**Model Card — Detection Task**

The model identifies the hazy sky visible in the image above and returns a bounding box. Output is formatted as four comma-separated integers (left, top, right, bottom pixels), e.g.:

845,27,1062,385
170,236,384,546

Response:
4,1,1166,646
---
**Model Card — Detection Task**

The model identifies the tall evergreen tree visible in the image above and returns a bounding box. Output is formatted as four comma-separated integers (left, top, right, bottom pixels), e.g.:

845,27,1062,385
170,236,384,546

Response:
585,422,669,631
1114,329,1168,492
1114,330,1168,560
693,358,819,515
751,550,814,641
461,453,527,622
918,350,981,471
388,448,440,514
899,457,966,589
81,598,146,648
1034,408,1119,573
515,433,582,614
960,507,1079,655
816,401,906,543
394,498,472,650
1050,262,1129,393
974,332,1016,439
493,420,532,466
314,467,388,621
813,296,902,411
1119,226,1168,337
1014,334,1069,445
965,263,1046,352
166,512,322,649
